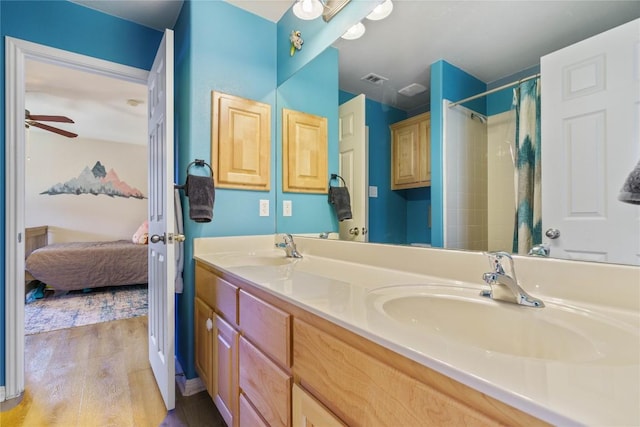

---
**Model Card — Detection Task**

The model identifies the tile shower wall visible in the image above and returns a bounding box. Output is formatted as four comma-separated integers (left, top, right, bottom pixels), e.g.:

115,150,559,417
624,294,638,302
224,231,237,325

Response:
443,103,488,250
487,110,517,251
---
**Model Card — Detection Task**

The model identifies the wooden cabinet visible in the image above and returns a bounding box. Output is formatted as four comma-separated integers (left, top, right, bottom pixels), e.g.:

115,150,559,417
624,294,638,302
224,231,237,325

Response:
282,108,328,194
194,297,214,394
195,263,292,427
195,260,545,427
238,290,292,427
213,314,238,426
292,384,345,427
211,91,271,191
390,112,431,189
195,264,239,427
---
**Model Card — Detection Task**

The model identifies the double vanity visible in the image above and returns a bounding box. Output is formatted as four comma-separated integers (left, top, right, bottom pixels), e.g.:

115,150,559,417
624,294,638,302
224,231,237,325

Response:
193,234,640,426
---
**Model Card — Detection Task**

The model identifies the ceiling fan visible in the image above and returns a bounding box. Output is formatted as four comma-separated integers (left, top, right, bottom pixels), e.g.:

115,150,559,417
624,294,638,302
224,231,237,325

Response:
25,109,78,138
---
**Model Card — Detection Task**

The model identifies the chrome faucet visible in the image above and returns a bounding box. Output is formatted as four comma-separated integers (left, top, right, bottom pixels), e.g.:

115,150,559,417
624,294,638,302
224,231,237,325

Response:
528,243,550,257
276,234,303,258
481,251,544,307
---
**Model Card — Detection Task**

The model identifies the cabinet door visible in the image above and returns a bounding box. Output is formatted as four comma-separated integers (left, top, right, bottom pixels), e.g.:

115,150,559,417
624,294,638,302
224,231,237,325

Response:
418,116,431,184
214,314,239,427
292,384,346,427
194,297,213,395
211,91,271,191
392,123,421,188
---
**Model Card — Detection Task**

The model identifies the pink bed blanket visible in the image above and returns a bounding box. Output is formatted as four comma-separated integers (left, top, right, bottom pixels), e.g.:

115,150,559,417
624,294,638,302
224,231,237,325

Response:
25,240,148,292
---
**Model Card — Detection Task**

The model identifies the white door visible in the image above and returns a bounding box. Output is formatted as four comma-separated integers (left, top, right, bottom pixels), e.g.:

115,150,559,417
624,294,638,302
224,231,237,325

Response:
147,29,176,410
338,94,368,242
541,19,640,265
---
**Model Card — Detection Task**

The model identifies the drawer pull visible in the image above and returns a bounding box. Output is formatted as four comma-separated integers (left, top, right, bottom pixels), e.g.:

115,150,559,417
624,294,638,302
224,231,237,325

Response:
206,318,213,331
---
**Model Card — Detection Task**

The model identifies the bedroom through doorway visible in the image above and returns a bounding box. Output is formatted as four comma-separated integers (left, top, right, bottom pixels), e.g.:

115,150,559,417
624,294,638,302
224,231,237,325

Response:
23,58,150,335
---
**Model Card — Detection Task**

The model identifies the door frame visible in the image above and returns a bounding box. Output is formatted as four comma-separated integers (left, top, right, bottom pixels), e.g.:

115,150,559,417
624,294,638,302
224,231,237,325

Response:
3,37,149,402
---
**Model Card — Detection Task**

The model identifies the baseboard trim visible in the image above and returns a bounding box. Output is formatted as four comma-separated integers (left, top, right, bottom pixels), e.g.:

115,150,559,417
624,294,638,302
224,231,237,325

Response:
0,390,23,412
175,358,205,397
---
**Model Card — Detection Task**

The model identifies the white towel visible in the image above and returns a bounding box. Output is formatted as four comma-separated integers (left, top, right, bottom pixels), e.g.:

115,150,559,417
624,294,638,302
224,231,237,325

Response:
174,188,184,293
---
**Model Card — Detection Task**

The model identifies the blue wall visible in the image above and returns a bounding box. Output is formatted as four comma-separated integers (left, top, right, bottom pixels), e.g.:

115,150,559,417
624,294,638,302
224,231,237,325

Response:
276,48,339,234
276,1,379,85
0,0,162,390
174,0,277,379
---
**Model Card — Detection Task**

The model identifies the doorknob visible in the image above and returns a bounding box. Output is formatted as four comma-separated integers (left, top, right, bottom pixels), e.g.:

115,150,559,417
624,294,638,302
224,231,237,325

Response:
545,228,560,239
349,227,360,236
150,234,165,244
174,234,186,242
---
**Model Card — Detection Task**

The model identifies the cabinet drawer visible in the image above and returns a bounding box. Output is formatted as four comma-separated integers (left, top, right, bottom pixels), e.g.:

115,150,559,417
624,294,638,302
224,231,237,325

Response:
195,263,216,308
293,319,498,426
239,290,291,367
292,383,346,427
239,392,269,427
214,275,238,325
239,337,291,427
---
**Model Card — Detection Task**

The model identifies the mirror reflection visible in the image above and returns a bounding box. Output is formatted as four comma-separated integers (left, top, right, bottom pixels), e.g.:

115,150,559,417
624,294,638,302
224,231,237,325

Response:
276,1,640,266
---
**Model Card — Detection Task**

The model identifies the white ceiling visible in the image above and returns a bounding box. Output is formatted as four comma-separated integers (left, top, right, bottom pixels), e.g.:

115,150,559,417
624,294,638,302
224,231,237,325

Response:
27,1,640,143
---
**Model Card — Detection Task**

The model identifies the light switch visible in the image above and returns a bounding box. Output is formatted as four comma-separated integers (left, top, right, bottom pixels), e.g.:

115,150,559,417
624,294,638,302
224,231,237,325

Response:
369,186,378,197
283,200,292,217
259,199,269,216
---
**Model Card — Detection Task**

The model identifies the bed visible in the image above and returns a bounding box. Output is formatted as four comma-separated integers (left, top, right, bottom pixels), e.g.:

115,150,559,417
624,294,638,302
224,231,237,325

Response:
25,229,148,292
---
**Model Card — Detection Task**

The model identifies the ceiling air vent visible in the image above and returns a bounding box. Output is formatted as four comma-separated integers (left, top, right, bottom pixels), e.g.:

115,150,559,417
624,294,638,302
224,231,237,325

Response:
361,73,389,85
398,83,427,97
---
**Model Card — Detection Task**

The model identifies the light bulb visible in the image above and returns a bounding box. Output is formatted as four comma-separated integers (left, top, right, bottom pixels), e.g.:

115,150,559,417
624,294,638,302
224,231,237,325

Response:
366,0,393,21
293,0,323,20
341,22,366,40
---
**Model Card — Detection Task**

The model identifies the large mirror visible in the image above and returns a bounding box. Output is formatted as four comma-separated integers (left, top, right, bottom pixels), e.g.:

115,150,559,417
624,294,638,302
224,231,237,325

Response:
275,1,640,266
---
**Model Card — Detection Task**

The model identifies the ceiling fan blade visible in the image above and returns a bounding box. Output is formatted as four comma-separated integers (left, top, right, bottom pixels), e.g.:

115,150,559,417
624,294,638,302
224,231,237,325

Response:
27,114,74,123
27,120,78,138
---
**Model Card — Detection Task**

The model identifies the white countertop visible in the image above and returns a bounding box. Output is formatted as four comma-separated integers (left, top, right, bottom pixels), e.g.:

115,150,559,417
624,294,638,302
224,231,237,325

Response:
194,235,640,426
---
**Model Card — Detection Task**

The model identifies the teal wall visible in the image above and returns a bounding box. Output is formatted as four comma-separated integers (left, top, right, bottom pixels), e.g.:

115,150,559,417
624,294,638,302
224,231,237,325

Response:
0,0,162,390
276,48,339,234
174,0,277,379
429,60,487,248
276,1,379,85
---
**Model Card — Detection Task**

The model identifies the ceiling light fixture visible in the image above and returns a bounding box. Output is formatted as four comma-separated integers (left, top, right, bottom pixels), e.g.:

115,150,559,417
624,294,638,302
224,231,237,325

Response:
366,0,393,21
293,0,324,20
341,22,366,40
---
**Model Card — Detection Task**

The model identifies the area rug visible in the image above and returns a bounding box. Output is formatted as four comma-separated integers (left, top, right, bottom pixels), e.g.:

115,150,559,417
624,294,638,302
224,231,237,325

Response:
24,284,148,335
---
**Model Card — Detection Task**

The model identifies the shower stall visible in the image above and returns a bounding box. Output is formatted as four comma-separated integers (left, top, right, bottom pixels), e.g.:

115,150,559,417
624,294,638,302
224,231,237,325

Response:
442,100,517,252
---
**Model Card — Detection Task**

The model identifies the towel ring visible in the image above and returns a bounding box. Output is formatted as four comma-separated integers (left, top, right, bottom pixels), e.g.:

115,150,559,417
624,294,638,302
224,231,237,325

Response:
330,173,347,187
186,159,213,177
175,159,214,190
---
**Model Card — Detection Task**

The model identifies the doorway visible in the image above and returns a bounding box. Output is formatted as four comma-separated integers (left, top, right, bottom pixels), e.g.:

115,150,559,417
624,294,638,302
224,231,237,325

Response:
4,37,150,402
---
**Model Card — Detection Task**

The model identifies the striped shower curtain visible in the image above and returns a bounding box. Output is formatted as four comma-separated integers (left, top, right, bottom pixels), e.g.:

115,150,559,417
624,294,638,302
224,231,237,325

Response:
512,78,541,254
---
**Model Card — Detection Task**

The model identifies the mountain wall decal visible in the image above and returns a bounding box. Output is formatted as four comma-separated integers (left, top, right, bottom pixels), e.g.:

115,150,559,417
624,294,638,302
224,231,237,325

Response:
41,161,146,199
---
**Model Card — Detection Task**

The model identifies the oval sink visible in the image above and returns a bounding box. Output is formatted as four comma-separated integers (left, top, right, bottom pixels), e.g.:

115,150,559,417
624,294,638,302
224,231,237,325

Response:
367,285,638,364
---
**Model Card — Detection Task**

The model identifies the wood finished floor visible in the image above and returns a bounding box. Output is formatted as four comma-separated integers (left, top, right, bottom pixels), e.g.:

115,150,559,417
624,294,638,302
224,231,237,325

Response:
1,316,226,427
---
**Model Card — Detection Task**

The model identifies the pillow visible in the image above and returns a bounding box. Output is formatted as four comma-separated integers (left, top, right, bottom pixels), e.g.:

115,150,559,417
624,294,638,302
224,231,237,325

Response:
132,220,149,245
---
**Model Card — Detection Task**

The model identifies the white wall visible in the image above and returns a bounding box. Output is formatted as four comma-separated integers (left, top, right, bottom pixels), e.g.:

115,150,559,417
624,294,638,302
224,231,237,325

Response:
25,130,147,243
443,103,488,251
487,110,516,252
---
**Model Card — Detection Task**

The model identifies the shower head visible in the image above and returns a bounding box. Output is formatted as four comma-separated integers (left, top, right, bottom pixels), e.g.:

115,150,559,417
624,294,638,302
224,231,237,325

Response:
470,112,487,124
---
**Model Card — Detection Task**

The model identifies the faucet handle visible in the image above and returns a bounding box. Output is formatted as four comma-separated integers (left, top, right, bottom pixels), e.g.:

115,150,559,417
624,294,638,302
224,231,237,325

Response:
485,251,512,274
